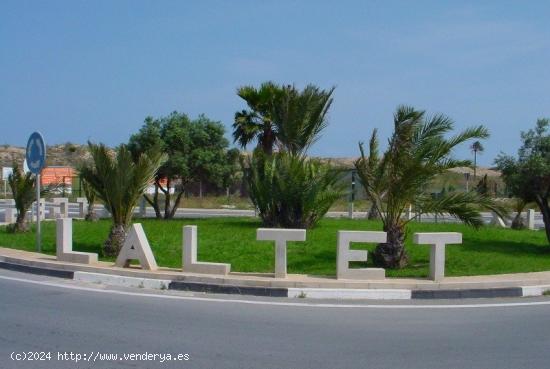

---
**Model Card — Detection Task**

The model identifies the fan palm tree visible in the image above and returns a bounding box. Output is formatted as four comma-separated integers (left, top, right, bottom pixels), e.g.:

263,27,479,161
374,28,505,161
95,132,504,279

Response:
355,105,508,268
233,82,335,155
471,141,484,179
233,82,280,155
79,143,165,256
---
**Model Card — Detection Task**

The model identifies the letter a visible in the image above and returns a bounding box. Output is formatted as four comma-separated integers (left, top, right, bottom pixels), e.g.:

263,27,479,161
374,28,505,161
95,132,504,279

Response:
115,223,158,270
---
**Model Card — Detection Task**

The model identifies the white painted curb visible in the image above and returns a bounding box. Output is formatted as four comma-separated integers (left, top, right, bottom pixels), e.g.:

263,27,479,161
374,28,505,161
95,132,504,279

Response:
74,271,171,290
521,285,550,297
288,288,412,300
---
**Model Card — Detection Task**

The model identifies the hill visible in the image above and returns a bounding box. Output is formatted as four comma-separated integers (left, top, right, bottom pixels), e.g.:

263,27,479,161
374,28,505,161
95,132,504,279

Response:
0,144,501,179
0,143,89,172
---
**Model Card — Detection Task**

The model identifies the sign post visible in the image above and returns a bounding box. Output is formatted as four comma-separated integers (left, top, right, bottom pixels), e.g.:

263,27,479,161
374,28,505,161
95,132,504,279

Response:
26,132,46,252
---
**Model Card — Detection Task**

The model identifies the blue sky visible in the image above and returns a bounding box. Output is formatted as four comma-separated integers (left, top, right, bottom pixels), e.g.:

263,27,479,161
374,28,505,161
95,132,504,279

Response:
1,1,549,166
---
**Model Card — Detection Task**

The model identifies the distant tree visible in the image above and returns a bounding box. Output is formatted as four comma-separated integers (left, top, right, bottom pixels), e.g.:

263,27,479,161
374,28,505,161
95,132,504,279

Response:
221,148,243,197
470,141,484,179
79,143,165,256
128,112,231,219
475,174,489,196
496,118,550,243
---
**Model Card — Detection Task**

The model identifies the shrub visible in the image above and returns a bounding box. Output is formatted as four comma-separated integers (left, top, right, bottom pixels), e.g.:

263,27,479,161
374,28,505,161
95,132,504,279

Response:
245,152,344,228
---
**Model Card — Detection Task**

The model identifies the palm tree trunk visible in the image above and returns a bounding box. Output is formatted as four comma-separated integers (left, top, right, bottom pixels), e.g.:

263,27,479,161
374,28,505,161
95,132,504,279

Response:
511,212,525,230
103,224,127,257
373,222,408,268
13,211,28,232
85,202,98,221
367,202,380,220
473,151,477,179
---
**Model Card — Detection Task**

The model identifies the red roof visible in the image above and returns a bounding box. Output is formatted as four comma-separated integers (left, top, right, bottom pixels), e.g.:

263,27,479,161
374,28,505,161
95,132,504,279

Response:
41,167,74,186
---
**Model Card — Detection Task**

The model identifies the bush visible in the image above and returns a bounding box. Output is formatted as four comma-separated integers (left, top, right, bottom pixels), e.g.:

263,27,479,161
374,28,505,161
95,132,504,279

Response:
245,152,344,228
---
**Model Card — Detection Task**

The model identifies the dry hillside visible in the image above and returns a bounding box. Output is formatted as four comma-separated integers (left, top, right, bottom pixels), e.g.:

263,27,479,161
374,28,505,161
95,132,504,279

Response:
0,144,500,178
0,143,90,173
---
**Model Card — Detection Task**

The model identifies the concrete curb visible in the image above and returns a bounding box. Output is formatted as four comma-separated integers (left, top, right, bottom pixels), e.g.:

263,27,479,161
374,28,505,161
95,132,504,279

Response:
169,280,288,297
0,261,74,279
2,260,550,299
74,272,171,290
287,288,411,300
411,287,523,299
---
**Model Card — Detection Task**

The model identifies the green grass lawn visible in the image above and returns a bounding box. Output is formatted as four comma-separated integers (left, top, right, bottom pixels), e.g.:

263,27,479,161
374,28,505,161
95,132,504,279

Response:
0,217,548,278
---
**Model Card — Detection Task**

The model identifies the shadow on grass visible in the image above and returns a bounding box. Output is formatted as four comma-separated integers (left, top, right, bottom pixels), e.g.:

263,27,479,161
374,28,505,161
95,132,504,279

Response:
73,242,102,254
460,240,550,256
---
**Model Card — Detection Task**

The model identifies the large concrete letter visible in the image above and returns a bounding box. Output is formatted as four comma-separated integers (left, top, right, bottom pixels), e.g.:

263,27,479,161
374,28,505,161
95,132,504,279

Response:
414,232,462,281
115,223,158,270
183,225,230,275
257,228,306,278
337,231,386,280
56,218,98,264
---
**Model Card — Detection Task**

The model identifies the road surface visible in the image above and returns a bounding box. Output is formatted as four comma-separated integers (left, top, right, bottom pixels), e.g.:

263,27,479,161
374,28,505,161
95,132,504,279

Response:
1,269,550,368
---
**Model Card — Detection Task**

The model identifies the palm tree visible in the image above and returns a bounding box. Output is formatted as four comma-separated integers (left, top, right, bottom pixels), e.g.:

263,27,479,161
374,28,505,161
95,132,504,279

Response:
246,152,345,228
236,82,341,228
510,198,529,230
471,141,484,179
79,143,165,256
233,82,335,155
7,163,37,233
233,82,280,155
80,176,98,221
355,105,508,268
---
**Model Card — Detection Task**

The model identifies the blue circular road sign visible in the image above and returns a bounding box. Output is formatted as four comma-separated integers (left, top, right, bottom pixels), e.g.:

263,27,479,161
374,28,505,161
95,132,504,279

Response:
26,132,46,174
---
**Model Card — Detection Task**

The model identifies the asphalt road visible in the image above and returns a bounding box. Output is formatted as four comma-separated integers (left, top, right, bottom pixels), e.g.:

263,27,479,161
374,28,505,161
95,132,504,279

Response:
1,270,550,369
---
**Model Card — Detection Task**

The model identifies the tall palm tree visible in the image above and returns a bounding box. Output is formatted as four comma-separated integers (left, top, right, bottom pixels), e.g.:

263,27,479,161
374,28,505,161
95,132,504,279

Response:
355,105,508,268
471,141,484,179
79,143,165,256
236,82,341,228
233,82,281,155
233,82,335,155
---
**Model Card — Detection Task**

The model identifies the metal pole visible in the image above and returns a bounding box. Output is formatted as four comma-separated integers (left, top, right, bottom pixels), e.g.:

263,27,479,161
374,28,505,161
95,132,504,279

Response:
348,170,355,219
36,174,41,252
